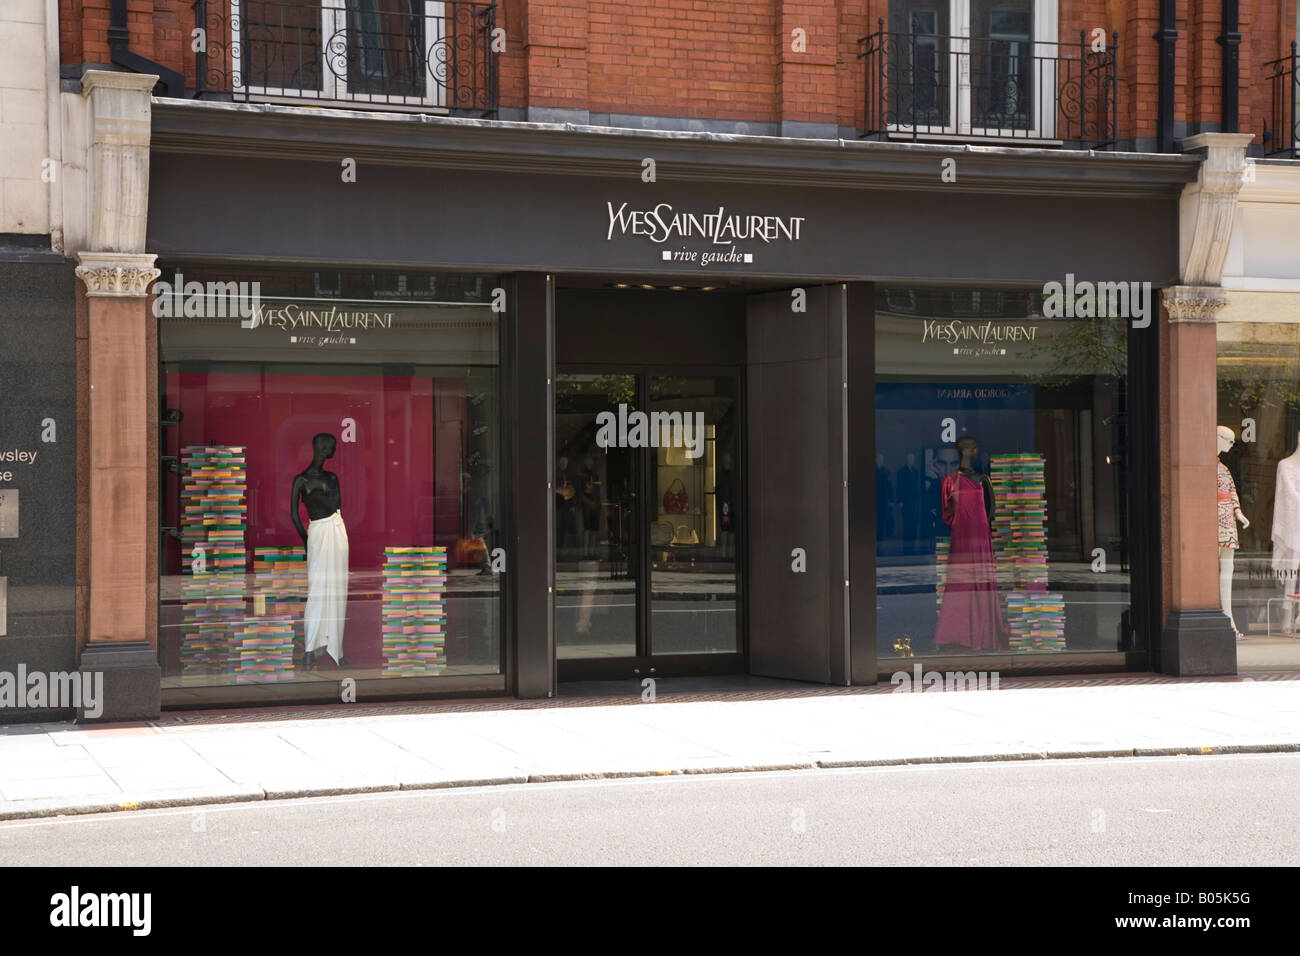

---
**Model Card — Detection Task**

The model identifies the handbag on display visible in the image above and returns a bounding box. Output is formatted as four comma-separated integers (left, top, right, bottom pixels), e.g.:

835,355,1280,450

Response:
662,478,689,514
650,520,674,547
670,525,700,546
454,535,488,566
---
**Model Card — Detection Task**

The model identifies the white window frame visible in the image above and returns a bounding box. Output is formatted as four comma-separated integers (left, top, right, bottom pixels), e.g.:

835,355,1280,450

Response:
231,0,448,108
891,0,1059,141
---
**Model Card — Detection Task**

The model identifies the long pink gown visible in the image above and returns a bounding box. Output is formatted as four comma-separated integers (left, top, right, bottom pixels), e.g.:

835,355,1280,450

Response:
934,471,1008,650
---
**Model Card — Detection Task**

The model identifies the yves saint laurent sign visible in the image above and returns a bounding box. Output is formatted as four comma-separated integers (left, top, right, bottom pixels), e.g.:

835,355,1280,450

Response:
605,201,806,268
921,319,1039,357
240,299,397,348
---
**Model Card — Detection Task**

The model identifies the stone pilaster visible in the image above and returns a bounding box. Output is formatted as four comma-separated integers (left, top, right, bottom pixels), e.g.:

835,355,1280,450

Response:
73,71,160,722
1158,284,1235,676
1154,133,1254,679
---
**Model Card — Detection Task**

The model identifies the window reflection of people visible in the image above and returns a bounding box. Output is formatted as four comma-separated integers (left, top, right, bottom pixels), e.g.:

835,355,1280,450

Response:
578,455,602,560
896,452,922,554
876,452,894,555
923,445,961,548
555,455,576,557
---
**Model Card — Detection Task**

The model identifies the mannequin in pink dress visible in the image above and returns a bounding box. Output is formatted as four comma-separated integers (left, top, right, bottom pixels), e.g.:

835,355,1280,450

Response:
934,436,1009,652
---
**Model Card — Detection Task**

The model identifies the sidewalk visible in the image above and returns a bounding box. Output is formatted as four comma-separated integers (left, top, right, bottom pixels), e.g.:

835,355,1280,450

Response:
2,673,1299,821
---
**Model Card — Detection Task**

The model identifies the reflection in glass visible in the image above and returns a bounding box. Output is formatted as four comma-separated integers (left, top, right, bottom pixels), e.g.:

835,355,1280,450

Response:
554,374,639,659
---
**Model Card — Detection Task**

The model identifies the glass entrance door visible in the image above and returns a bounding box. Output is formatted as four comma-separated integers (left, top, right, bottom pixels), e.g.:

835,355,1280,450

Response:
647,375,740,656
555,371,742,676
554,373,639,660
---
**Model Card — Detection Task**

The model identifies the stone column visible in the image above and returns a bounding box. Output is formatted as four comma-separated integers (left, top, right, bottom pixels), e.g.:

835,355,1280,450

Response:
1159,285,1234,675
72,70,161,721
1157,132,1253,676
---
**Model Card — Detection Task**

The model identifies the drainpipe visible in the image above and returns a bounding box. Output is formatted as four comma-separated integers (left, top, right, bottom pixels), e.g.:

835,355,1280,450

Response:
108,0,186,97
1155,0,1178,151
1217,0,1241,132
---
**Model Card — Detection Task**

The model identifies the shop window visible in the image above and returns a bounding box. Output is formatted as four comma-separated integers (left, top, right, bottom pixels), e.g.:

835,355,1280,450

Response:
1216,317,1300,668
158,267,501,694
874,285,1130,659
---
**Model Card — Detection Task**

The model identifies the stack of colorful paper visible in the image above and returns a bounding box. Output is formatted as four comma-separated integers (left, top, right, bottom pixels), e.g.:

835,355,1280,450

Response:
253,547,307,661
178,446,248,677
989,453,1065,650
380,547,448,676
934,537,950,612
234,616,296,683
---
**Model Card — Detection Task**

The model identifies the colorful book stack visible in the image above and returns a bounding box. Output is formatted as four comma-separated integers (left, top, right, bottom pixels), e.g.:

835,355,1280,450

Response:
253,547,307,660
234,617,295,683
380,547,448,676
934,537,950,613
178,446,248,677
989,453,1066,650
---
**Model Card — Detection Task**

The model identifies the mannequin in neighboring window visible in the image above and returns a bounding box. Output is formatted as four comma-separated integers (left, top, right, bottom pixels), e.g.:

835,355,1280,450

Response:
1273,429,1300,634
291,433,349,668
933,435,1008,652
1216,426,1250,641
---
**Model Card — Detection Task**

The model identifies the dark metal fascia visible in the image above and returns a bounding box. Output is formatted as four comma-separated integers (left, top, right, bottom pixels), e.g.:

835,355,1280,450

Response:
149,100,1199,199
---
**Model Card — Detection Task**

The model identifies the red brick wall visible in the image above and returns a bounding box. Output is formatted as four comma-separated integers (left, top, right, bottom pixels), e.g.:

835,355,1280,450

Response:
56,0,1298,145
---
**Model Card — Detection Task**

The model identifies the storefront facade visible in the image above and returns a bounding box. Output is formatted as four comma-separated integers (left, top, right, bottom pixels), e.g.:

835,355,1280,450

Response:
2,0,1294,723
59,91,1193,714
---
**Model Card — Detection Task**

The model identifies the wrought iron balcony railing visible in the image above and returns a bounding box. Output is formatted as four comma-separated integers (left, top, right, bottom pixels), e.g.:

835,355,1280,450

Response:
1262,44,1298,158
858,23,1117,147
192,0,496,116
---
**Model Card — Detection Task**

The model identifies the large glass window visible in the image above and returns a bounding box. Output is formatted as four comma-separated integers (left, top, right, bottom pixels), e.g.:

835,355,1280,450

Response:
1216,315,1300,670
158,267,501,693
874,286,1131,659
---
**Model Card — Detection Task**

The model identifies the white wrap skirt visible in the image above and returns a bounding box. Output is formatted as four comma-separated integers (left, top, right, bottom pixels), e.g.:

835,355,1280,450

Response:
304,510,349,662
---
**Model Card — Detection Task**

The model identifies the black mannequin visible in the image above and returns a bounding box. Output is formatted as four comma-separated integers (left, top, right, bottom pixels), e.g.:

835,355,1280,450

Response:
291,433,347,668
948,436,996,524
291,434,342,534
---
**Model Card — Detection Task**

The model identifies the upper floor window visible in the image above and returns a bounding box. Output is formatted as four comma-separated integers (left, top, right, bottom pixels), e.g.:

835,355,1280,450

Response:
862,0,1119,147
885,0,1058,138
233,0,451,106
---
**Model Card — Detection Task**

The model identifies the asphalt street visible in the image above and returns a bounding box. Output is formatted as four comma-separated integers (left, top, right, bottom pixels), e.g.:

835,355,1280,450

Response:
1,753,1295,866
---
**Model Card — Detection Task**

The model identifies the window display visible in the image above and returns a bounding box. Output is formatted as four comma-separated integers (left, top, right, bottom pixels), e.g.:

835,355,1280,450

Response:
1216,317,1300,668
875,286,1131,658
933,436,1008,652
159,267,502,692
1216,425,1250,641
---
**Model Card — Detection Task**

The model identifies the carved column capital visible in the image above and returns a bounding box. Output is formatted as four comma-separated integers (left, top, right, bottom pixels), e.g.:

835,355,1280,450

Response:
75,251,160,297
1162,284,1229,323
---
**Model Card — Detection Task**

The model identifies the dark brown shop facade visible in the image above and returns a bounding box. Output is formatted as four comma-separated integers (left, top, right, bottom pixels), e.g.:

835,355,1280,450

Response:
6,92,1245,721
